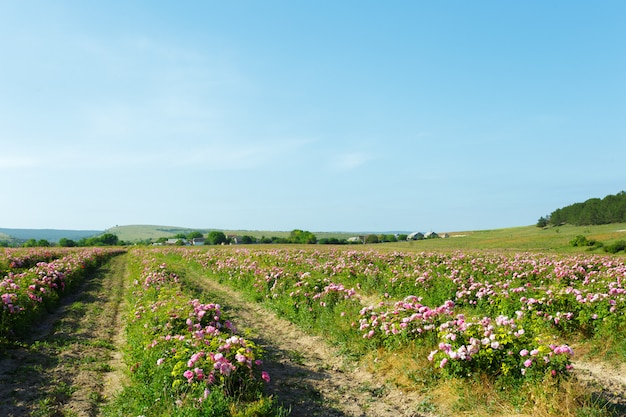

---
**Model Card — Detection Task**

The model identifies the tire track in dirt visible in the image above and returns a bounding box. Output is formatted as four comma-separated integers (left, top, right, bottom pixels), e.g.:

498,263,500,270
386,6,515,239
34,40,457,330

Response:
189,272,428,417
0,253,128,416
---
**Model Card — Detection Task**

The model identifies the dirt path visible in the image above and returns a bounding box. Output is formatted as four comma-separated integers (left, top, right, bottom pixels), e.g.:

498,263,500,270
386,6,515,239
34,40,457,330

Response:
189,272,429,417
573,359,626,414
0,254,128,416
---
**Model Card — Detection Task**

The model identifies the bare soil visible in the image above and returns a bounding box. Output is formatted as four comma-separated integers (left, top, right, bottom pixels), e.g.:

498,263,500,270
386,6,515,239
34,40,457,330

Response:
573,359,626,414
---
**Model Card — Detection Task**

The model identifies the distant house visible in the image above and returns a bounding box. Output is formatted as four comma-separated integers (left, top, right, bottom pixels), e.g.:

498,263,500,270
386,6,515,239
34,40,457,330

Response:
424,232,439,239
227,235,242,244
440,233,449,238
191,238,205,246
165,238,186,245
347,236,365,244
407,232,424,241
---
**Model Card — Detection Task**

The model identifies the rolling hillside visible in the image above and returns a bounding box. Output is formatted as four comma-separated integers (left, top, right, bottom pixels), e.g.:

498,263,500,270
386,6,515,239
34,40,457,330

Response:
104,225,362,242
2,222,626,254
0,228,102,243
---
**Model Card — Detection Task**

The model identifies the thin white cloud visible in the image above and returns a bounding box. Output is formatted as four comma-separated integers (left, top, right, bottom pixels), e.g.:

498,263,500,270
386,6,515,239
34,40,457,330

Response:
0,156,39,169
160,138,314,170
2,137,313,173
331,152,373,171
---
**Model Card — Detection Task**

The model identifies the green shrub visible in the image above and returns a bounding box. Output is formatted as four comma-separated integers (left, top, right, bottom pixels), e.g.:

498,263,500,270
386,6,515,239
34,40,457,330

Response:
570,235,592,247
604,240,626,254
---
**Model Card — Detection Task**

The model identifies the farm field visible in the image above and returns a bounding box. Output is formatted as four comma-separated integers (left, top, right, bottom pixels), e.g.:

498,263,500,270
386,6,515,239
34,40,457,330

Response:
1,244,625,416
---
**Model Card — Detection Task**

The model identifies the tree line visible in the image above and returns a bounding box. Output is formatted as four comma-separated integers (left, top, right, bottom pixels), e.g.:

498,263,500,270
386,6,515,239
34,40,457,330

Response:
0,233,122,248
538,191,626,227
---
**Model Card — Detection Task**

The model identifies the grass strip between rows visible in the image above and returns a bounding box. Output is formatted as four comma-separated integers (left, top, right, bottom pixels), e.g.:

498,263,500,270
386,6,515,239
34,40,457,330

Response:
103,248,287,417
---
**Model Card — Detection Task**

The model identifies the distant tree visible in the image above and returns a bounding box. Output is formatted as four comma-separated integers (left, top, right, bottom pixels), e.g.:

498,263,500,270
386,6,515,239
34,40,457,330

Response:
397,234,408,241
58,238,77,247
37,239,50,247
536,216,549,228
549,209,564,226
100,233,119,246
548,191,626,226
241,235,256,244
319,237,344,244
23,239,37,247
289,229,317,244
365,234,379,244
382,234,397,242
207,231,227,245
79,233,119,246
187,231,203,239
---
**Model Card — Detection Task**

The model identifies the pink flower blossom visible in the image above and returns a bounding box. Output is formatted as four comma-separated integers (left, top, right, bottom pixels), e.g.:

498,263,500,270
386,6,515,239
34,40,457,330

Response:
261,371,271,382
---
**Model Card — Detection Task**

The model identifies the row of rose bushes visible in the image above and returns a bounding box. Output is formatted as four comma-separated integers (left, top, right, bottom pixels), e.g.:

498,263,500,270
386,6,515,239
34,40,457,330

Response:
169,247,625,384
0,247,73,275
104,249,285,417
0,247,125,339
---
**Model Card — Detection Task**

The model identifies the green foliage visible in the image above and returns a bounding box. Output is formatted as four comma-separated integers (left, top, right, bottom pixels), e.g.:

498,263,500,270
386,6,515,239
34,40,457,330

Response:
604,240,626,254
207,231,227,245
536,216,549,227
79,233,120,246
549,191,626,226
22,239,37,247
289,229,317,244
365,234,379,244
570,235,595,247
240,235,256,244
318,237,348,244
58,238,77,247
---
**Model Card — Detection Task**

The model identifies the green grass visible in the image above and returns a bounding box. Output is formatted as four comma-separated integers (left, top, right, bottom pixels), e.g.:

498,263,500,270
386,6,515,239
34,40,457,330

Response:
104,224,359,242
380,223,626,253
107,222,626,253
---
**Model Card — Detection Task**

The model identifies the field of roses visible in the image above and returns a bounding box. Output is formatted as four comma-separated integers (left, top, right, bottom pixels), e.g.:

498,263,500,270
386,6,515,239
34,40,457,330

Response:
104,249,286,417
4,244,624,414
0,247,125,340
166,246,626,412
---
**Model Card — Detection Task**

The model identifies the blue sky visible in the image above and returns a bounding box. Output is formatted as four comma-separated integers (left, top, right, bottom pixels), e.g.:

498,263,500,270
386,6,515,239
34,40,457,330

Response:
1,1,624,232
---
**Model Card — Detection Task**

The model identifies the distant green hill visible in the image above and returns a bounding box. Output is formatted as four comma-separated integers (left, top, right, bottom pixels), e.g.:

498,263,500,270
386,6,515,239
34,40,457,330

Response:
0,228,102,243
104,225,367,243
104,225,202,242
109,223,626,253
